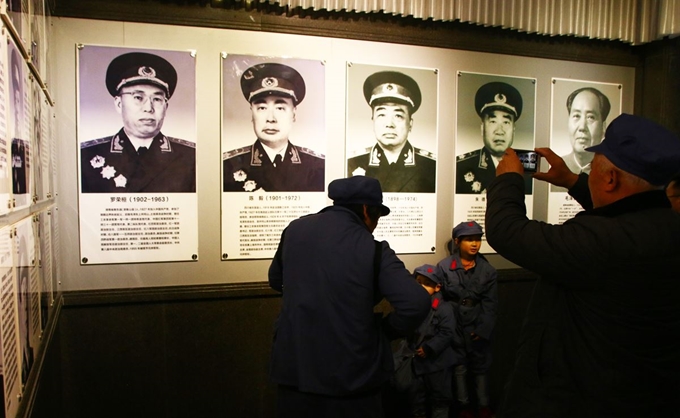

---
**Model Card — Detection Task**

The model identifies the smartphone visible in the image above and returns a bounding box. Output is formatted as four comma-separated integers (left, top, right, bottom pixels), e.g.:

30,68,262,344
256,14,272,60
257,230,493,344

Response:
515,149,540,173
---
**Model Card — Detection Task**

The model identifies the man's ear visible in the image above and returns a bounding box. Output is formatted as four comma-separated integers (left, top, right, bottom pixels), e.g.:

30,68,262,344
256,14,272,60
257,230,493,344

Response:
114,96,122,114
362,204,370,223
603,167,619,192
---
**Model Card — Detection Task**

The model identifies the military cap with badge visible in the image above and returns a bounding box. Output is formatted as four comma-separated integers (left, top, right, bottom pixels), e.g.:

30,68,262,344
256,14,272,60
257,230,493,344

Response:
106,51,178,98
363,70,422,113
414,263,443,285
474,81,523,121
240,62,306,105
453,221,484,239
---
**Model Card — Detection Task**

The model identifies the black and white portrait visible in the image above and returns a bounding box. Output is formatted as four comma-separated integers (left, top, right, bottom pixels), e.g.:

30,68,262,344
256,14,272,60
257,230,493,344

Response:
222,55,326,193
8,41,30,197
78,46,197,193
550,79,622,176
346,63,438,193
455,72,535,195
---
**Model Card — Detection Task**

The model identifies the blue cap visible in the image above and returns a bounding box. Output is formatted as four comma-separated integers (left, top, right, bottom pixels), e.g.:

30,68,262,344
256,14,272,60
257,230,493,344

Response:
452,221,484,239
329,176,390,216
585,114,680,186
414,264,441,285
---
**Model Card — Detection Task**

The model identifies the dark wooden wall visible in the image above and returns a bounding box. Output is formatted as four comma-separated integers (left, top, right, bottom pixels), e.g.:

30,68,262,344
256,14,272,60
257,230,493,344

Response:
24,271,537,418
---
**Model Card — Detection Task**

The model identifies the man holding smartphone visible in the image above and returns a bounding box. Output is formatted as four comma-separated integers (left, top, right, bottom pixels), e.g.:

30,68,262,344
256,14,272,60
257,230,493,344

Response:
486,114,680,417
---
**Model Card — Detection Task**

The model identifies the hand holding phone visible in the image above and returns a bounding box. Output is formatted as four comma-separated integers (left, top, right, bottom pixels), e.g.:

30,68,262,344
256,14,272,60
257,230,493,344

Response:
514,149,540,173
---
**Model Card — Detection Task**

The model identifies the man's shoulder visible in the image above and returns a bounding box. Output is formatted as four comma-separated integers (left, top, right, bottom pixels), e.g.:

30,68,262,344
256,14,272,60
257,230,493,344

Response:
347,147,372,176
223,145,252,161
294,145,325,160
80,136,114,150
413,147,436,161
165,136,196,149
348,146,373,160
456,149,481,163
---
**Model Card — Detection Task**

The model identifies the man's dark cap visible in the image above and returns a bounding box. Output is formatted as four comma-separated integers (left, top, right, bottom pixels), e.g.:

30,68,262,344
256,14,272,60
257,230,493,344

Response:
414,264,441,285
475,81,523,120
585,113,680,186
363,71,422,113
240,63,305,105
452,221,484,240
106,52,177,98
329,176,390,216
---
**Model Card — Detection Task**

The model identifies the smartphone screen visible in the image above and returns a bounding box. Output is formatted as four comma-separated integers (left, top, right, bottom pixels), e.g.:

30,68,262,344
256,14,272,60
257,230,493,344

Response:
515,149,540,173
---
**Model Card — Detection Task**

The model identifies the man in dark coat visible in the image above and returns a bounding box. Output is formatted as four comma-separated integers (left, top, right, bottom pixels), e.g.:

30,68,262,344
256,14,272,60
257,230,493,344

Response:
268,176,430,417
485,113,680,418
456,81,532,194
223,63,325,192
80,52,196,193
347,71,436,193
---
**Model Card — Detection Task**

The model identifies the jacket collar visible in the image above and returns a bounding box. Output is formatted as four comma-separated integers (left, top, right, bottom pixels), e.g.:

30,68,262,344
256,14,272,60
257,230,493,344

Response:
582,190,671,218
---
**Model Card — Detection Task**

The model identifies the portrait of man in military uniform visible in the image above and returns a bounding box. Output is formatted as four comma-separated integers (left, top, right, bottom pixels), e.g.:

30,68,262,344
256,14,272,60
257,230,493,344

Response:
9,43,30,197
455,76,535,195
347,67,437,193
222,61,325,192
79,50,196,193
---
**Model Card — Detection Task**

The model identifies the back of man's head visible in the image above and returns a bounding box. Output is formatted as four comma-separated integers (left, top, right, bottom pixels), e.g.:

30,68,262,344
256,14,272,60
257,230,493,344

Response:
586,114,680,187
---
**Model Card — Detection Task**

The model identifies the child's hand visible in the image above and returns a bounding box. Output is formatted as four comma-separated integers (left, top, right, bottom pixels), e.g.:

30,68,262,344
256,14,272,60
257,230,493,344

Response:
415,347,427,358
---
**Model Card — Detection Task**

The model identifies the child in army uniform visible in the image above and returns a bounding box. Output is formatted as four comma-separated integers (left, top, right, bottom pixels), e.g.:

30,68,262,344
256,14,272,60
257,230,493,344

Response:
396,264,458,418
437,221,498,418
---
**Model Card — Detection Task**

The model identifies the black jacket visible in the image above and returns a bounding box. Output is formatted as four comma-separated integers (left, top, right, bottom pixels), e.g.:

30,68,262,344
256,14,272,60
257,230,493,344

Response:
486,173,680,418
